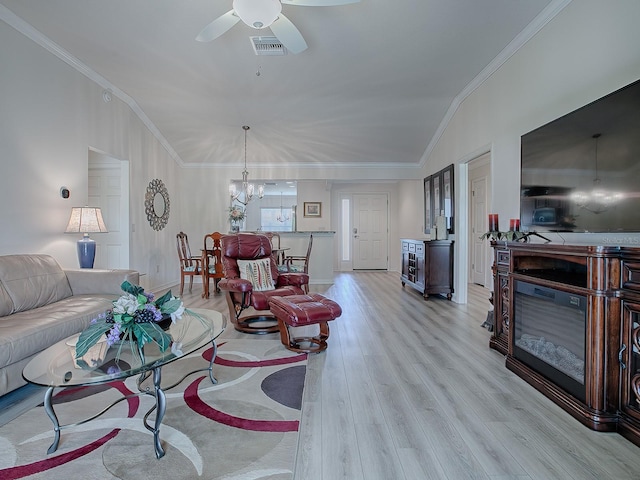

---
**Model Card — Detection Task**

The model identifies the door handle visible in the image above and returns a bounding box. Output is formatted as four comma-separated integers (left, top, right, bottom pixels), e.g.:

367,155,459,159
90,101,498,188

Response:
619,344,627,370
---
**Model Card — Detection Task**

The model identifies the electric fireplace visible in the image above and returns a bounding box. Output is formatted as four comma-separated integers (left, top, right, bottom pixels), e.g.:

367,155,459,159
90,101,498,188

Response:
513,280,586,402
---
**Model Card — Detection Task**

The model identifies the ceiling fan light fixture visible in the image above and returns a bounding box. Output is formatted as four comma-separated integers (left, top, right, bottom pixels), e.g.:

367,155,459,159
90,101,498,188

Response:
233,0,282,29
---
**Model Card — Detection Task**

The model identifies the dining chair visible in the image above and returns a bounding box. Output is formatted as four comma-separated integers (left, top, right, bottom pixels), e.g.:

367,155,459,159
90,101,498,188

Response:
283,234,313,293
202,231,224,298
176,231,203,295
263,232,284,265
263,231,281,249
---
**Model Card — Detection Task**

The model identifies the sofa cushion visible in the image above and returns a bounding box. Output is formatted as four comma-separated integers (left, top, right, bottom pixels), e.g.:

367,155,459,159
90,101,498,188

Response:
0,294,114,368
0,281,13,317
0,254,72,314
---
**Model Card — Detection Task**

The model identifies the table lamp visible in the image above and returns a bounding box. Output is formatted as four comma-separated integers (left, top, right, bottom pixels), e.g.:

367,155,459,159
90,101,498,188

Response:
64,207,108,268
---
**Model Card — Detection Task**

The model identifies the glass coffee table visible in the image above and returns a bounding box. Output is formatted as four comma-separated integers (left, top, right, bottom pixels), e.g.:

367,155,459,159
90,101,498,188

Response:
22,308,226,459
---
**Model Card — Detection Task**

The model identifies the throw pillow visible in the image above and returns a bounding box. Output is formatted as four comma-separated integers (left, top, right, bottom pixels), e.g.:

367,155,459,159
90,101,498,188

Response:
237,258,275,292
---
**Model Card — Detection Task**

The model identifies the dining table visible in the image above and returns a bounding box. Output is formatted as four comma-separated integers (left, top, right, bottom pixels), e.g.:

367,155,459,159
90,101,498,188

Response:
201,248,224,298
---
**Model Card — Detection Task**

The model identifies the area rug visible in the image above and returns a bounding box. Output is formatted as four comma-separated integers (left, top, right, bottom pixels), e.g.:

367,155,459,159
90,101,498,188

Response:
0,340,307,480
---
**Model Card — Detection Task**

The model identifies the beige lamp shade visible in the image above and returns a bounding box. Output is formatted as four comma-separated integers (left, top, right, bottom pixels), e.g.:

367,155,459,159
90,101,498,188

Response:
65,207,108,234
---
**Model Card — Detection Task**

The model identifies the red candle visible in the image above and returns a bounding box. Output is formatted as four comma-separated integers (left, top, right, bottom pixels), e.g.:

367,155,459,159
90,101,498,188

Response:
509,218,520,231
488,214,499,232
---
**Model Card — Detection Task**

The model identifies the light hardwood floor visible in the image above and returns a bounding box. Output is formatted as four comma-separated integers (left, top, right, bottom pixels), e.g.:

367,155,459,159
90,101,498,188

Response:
3,271,637,477
180,271,640,480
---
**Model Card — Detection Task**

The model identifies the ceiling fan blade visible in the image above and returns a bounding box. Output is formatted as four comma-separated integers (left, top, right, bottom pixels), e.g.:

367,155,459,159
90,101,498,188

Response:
270,14,308,54
195,10,241,42
281,0,360,6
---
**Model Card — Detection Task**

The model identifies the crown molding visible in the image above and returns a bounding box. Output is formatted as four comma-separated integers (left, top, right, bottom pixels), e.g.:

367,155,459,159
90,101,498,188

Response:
420,0,573,169
182,161,422,170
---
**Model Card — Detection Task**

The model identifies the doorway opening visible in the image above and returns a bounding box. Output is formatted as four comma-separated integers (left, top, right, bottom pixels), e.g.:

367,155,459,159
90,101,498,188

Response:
467,152,492,289
88,149,130,269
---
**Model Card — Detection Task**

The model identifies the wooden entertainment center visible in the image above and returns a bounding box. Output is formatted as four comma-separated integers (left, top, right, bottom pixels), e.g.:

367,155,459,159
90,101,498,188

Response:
490,242,640,446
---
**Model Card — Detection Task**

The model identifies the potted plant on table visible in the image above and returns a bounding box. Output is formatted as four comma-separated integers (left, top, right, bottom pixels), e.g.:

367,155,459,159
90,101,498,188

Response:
228,206,245,232
74,281,186,365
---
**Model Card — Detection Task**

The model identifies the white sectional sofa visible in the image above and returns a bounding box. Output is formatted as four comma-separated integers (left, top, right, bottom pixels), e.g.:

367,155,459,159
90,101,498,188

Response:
0,254,138,396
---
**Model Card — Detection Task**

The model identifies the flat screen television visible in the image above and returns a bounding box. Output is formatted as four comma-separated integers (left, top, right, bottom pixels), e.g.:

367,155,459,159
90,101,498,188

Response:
520,78,640,233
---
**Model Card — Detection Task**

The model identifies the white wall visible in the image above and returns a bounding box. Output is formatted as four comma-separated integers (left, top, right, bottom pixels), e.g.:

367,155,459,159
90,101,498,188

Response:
296,180,332,232
432,0,640,236
0,21,181,291
421,0,640,300
3,1,640,298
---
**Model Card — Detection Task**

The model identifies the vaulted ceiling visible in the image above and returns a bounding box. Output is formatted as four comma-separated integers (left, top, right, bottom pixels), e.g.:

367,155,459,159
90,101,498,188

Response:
0,0,557,169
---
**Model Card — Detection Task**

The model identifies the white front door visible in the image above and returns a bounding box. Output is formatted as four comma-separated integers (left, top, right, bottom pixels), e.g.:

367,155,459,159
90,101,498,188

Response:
352,194,388,270
88,151,130,269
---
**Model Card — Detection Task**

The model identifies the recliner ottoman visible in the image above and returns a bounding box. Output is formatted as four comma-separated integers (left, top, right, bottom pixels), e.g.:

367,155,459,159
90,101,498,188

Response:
268,294,342,353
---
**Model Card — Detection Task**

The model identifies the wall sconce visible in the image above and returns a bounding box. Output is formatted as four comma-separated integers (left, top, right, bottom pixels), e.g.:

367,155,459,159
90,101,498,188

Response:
64,207,108,268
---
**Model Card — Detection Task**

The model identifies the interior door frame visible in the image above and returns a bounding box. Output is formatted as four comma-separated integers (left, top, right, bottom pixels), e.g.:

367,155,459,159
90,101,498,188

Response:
468,152,492,287
88,148,130,269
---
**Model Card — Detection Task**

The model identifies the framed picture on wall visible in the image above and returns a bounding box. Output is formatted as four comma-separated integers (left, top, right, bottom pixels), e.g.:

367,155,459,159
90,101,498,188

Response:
303,202,322,217
424,177,432,234
442,164,454,233
432,172,442,220
424,163,455,235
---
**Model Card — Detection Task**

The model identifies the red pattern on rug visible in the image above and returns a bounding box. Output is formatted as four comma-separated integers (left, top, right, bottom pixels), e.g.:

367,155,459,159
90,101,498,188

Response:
0,381,138,479
184,376,300,432
0,429,121,480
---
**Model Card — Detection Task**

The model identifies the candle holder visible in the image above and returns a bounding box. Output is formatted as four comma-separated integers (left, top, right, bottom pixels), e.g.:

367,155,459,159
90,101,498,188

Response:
479,230,550,243
488,213,499,232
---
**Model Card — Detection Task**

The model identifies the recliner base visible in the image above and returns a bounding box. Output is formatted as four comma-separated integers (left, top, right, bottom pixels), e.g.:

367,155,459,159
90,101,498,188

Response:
234,314,279,335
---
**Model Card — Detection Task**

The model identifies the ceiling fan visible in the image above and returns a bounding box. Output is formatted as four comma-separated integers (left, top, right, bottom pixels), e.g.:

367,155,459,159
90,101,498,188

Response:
196,0,360,54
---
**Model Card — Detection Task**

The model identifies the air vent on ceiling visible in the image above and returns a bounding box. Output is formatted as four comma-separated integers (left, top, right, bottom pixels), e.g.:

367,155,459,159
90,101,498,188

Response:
250,36,287,56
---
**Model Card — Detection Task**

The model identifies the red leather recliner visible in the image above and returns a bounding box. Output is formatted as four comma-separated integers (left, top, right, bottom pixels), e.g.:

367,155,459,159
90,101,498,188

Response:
218,233,309,334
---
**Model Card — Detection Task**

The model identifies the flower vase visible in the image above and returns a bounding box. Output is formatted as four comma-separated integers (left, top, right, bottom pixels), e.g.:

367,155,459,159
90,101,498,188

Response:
112,337,145,366
231,222,240,233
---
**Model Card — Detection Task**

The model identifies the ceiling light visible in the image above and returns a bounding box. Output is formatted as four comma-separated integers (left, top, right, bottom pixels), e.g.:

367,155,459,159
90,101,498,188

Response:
233,0,282,29
230,126,264,206
277,192,290,223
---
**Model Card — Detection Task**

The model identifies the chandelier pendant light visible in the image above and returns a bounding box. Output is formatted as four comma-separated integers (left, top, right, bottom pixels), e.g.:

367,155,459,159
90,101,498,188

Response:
570,133,623,214
230,125,264,206
276,192,290,223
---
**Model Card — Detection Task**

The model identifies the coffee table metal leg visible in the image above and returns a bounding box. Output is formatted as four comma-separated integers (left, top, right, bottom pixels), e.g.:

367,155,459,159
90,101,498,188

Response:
43,387,61,454
208,340,218,384
148,366,166,458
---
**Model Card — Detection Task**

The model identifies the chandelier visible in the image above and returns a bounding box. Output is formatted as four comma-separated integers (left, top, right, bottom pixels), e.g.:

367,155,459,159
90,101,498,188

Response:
570,133,623,214
276,192,290,223
229,125,264,206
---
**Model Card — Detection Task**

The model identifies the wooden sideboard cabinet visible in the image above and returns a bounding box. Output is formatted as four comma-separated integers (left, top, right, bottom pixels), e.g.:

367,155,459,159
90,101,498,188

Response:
400,239,454,300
